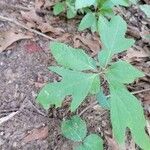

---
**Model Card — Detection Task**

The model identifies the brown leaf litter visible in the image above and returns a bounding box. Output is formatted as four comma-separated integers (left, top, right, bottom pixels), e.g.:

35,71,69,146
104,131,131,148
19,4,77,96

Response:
0,30,32,53
20,4,64,36
23,126,48,143
73,34,101,56
123,47,150,62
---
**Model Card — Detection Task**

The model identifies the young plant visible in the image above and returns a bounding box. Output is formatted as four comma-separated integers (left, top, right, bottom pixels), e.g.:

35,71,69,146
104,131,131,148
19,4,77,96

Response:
61,115,103,150
37,15,150,149
53,0,138,32
53,0,77,19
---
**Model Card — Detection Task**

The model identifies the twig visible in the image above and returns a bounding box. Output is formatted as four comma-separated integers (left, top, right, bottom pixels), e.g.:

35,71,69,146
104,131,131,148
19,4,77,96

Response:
78,87,150,116
78,101,97,116
28,100,47,117
0,2,31,11
0,102,25,125
0,15,55,41
132,88,150,95
0,111,19,125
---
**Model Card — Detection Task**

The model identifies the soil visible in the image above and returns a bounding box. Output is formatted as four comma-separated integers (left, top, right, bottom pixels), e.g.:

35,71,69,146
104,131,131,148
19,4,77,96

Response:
0,0,150,150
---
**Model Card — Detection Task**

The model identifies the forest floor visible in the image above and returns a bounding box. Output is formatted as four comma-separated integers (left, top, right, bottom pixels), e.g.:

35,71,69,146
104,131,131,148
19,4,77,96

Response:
0,0,150,149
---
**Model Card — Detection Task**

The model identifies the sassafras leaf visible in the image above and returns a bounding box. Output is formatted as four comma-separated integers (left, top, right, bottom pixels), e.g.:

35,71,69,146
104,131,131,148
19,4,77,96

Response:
37,67,98,112
98,15,135,67
109,82,150,150
50,42,96,71
106,60,144,84
75,0,96,9
78,12,96,31
75,134,103,150
61,116,87,141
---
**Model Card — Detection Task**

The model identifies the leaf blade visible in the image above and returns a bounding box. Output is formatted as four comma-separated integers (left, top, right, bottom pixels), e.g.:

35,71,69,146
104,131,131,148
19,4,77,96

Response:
106,60,144,84
75,0,96,9
37,67,98,111
109,82,150,149
75,134,103,150
111,0,138,6
61,116,87,141
78,12,96,31
98,15,135,67
96,90,110,109
50,42,96,71
53,2,65,15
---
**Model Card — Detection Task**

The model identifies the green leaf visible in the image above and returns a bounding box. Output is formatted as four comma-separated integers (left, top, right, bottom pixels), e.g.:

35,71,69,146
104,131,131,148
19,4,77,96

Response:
66,2,77,19
98,15,135,67
106,60,144,84
50,42,96,71
91,18,97,33
53,2,65,15
61,115,87,141
96,90,110,109
89,75,100,94
110,0,138,6
75,134,103,150
100,0,114,17
37,67,98,111
98,49,110,68
75,0,96,9
78,12,96,31
109,82,150,150
140,5,150,18
110,0,129,6
67,8,76,19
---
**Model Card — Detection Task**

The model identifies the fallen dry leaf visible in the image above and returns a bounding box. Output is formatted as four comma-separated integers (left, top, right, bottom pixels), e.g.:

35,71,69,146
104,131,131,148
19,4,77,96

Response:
124,48,149,62
73,35,101,56
21,9,43,24
43,0,55,9
38,22,64,35
35,0,54,10
35,0,45,10
21,8,63,35
23,126,48,143
56,33,71,42
0,31,32,53
106,136,120,150
143,93,150,104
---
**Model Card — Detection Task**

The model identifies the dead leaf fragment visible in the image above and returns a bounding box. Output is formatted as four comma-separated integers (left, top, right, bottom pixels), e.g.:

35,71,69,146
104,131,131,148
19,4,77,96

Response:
23,126,48,143
35,0,45,10
56,33,71,42
106,136,120,150
73,35,101,56
21,9,43,24
124,48,149,62
0,31,32,53
38,22,64,35
21,8,63,35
